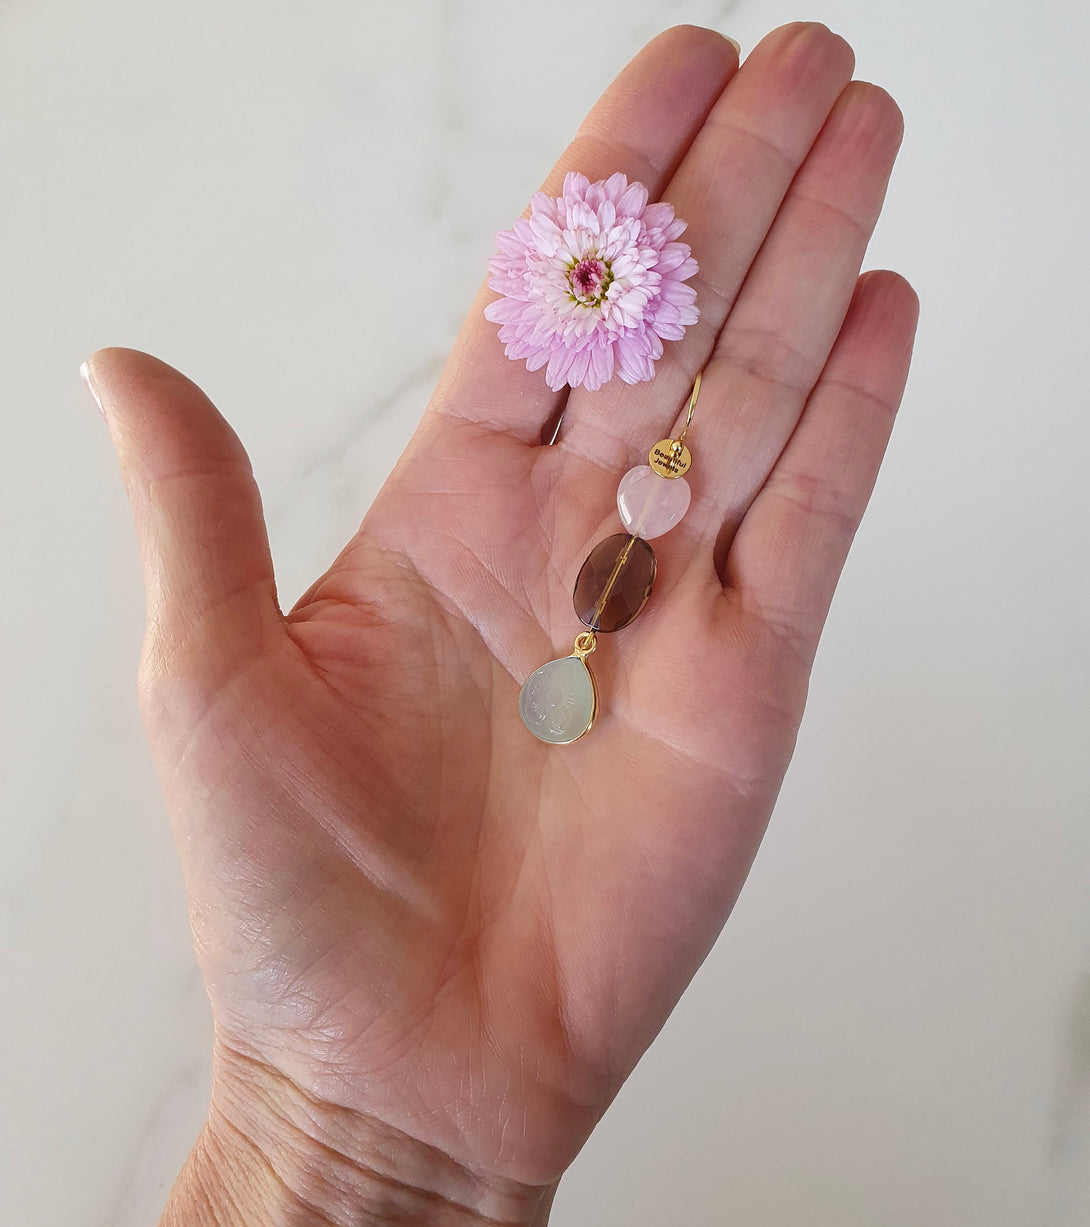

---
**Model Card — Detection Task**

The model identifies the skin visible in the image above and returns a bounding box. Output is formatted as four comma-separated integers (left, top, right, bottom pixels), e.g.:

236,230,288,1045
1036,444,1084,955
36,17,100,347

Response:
85,22,919,1226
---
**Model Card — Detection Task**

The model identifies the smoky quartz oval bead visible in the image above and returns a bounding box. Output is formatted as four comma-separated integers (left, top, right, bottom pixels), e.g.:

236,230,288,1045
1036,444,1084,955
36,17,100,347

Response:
573,533,656,632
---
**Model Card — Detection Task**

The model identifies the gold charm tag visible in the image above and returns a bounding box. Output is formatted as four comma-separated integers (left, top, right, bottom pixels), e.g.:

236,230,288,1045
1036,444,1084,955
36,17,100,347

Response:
648,438,692,478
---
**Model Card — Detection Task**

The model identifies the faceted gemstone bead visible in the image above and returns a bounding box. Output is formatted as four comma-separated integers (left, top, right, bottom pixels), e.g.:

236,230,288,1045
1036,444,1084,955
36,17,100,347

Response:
616,465,691,540
519,654,597,744
573,533,656,632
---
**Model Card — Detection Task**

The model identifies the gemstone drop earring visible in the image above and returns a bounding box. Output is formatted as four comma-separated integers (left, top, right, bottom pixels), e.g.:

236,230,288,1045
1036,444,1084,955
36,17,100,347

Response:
518,372,702,744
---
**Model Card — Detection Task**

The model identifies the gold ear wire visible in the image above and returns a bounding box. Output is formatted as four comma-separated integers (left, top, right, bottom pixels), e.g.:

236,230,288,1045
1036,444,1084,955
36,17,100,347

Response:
646,371,701,479
677,370,702,446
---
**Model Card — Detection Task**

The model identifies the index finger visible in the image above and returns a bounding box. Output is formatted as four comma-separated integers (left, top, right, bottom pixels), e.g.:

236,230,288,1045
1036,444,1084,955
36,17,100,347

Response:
428,25,740,443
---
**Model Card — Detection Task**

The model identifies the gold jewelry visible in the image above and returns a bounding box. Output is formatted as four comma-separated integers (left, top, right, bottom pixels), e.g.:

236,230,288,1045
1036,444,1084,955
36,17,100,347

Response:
518,373,702,743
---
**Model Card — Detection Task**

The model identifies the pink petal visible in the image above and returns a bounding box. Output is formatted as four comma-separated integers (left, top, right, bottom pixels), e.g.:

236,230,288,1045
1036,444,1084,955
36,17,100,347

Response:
664,218,687,241
567,348,592,389
529,191,559,223
530,213,562,252
660,278,698,306
571,202,598,233
602,172,628,203
654,244,690,274
545,346,577,390
591,343,614,386
494,228,524,256
652,322,686,341
614,335,644,381
617,180,649,217
640,201,676,231
484,296,534,324
563,171,590,201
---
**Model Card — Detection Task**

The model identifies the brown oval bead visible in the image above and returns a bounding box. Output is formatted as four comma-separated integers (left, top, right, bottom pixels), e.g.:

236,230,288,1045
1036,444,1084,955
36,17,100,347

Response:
573,533,656,633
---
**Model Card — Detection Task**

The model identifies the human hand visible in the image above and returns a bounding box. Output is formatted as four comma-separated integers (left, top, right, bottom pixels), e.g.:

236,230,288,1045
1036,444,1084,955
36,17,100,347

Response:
85,22,917,1226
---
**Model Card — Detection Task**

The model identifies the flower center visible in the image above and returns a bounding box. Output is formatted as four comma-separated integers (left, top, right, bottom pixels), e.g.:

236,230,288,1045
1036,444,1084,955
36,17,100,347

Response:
568,256,612,306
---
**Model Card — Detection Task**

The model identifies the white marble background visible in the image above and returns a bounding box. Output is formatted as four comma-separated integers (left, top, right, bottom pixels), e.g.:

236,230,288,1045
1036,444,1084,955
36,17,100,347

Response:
2,0,1088,1222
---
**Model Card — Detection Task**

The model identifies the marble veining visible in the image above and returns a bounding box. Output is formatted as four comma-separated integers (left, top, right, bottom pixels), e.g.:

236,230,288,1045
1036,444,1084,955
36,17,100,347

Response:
3,0,1089,1224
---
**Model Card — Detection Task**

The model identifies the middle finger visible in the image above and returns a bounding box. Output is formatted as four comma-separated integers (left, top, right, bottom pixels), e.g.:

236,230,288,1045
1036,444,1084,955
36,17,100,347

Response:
556,22,855,473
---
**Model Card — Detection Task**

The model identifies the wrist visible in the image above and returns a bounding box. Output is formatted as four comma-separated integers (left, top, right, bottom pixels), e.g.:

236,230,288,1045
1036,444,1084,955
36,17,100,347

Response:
160,1042,557,1226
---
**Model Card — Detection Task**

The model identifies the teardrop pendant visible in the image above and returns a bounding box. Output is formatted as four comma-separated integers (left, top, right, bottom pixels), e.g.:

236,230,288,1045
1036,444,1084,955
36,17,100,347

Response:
518,632,599,744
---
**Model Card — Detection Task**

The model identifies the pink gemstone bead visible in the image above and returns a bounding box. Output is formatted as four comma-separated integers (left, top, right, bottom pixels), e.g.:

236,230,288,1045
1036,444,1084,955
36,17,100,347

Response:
616,465,691,540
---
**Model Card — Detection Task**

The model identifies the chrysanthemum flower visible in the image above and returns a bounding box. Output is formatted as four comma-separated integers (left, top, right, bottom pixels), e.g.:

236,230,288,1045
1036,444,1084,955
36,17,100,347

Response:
484,171,699,392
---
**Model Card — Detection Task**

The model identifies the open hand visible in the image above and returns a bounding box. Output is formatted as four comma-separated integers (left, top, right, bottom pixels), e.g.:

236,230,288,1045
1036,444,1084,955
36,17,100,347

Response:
87,22,918,1225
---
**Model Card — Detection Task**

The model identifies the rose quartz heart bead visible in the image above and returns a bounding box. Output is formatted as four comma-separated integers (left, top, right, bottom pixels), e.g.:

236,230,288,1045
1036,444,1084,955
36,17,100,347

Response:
616,465,691,539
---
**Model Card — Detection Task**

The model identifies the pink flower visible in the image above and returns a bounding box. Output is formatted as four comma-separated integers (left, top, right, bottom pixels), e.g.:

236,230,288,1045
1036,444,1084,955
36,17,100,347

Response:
484,171,699,392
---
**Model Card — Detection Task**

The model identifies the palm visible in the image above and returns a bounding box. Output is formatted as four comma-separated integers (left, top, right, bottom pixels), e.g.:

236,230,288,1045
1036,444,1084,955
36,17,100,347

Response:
173,427,773,1180
95,22,917,1197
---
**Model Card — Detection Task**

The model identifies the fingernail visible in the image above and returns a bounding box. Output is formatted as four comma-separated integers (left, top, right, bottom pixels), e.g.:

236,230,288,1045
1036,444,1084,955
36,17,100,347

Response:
80,361,106,420
724,35,741,54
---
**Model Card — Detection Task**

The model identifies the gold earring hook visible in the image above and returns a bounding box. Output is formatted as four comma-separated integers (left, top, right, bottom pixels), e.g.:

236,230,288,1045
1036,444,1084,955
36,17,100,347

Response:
647,370,702,479
676,370,702,446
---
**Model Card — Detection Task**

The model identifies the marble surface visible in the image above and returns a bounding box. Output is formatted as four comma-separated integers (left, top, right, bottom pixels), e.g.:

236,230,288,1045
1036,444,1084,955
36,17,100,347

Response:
2,0,1088,1222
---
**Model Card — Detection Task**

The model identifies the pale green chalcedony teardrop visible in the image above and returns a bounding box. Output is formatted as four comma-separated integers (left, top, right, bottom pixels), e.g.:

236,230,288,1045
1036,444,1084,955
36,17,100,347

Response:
518,654,598,744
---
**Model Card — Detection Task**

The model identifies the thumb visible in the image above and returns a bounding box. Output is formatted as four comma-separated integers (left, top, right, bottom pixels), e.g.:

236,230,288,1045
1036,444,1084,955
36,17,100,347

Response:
83,347,281,704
